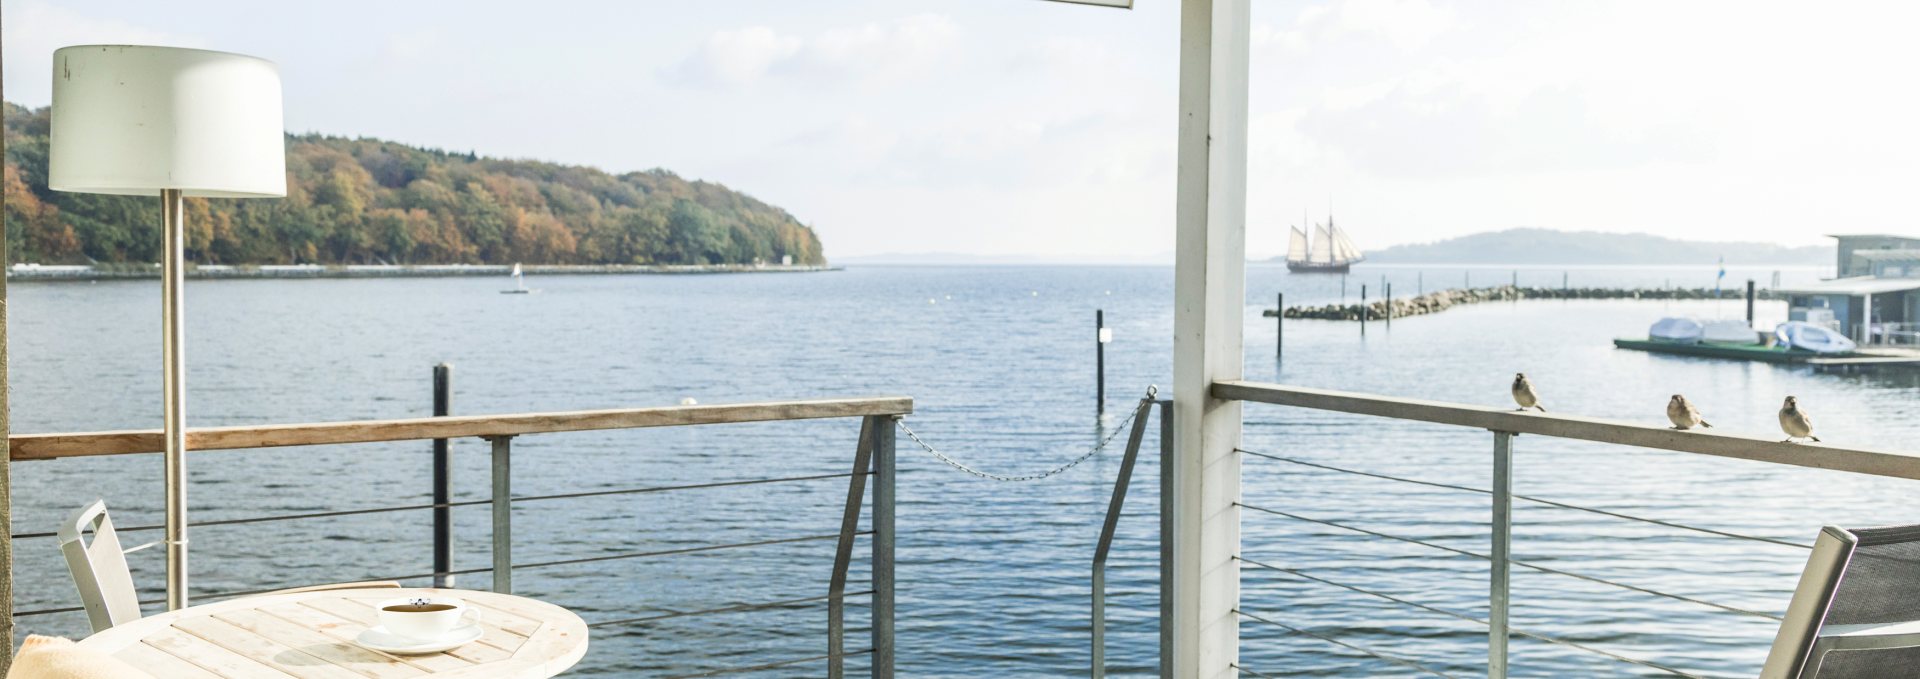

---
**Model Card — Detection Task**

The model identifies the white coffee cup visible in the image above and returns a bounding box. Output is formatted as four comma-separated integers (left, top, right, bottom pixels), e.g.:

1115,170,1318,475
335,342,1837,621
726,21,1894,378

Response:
376,596,480,643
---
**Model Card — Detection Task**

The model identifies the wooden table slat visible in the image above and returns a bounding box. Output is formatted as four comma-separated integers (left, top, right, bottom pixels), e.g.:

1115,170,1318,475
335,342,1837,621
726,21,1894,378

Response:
144,627,302,679
116,640,228,679
474,626,525,655
299,599,380,627
254,604,472,674
212,610,428,679
173,617,369,679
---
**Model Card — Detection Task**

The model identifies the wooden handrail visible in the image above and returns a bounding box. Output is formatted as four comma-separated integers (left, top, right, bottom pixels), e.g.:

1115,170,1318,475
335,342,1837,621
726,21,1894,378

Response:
9,395,913,461
1214,380,1920,481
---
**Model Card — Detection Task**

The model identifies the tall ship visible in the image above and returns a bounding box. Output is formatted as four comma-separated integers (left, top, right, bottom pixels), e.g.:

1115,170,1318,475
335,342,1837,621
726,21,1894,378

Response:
1286,215,1364,273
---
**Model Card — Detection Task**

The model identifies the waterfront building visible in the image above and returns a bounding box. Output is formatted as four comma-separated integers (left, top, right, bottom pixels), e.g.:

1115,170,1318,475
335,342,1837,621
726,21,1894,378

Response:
1776,234,1920,342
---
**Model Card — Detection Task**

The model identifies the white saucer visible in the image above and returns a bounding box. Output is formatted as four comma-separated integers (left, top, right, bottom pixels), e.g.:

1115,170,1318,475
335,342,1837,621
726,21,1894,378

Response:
354,624,484,654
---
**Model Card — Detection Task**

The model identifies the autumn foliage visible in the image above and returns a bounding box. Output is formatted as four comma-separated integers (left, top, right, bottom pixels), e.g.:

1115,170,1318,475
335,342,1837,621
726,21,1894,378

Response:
3,102,825,266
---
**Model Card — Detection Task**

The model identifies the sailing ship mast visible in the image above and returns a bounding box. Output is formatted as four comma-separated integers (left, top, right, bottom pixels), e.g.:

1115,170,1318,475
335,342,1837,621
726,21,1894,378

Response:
1286,210,1365,273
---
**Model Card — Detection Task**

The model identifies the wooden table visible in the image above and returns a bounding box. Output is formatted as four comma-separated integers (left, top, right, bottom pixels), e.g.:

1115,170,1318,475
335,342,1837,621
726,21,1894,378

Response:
77,588,588,679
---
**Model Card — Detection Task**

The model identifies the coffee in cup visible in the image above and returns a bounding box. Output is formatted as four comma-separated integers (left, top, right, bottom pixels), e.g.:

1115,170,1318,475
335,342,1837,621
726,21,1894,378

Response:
376,596,479,643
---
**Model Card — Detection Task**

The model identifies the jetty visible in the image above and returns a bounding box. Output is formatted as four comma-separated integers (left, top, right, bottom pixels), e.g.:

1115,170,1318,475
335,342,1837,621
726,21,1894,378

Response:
5,262,839,282
1264,285,1763,321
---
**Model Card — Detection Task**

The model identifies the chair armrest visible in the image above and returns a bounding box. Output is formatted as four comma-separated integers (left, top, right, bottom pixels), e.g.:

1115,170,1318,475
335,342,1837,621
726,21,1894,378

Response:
1816,621,1920,652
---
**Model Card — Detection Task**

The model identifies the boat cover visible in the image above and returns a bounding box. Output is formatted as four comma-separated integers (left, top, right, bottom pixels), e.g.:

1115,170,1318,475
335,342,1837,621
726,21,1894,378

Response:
1776,321,1857,353
1649,317,1704,343
1702,320,1760,345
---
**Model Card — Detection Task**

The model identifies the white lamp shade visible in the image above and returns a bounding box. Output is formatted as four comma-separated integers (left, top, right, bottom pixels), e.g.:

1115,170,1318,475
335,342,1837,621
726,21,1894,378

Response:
50,45,286,198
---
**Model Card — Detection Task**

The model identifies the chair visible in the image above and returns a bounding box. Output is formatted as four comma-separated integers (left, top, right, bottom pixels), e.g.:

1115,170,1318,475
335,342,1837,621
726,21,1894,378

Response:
1761,524,1920,678
59,500,402,634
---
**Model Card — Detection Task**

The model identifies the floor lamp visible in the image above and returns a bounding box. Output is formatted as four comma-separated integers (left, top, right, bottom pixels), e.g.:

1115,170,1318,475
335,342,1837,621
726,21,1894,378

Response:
49,45,286,610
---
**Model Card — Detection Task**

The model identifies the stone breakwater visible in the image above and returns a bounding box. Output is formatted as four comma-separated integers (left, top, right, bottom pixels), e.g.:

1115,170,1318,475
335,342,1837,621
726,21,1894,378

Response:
1264,285,1770,321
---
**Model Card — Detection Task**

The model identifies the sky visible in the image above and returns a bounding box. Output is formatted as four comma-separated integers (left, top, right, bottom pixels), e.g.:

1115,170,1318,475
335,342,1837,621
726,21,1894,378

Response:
8,0,1920,259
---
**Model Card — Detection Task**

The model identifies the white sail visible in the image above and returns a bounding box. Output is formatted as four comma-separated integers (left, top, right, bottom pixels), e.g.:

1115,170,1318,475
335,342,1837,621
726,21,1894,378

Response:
1330,224,1364,263
1287,227,1309,263
511,263,522,277
1310,223,1333,263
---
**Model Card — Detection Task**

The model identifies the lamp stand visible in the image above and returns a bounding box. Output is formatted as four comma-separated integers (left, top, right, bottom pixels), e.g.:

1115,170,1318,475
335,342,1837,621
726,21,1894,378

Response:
161,188,188,611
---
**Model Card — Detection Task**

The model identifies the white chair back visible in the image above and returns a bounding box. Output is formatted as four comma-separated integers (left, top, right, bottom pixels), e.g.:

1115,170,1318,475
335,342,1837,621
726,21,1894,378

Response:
58,500,143,633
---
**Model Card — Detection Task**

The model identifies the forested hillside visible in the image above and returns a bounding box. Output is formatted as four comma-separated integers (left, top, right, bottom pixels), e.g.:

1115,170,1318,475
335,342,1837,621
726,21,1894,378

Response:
2,102,824,266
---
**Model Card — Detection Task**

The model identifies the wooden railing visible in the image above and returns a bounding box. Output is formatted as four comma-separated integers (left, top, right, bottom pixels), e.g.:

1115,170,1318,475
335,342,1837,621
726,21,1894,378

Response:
9,395,913,460
1214,380,1920,480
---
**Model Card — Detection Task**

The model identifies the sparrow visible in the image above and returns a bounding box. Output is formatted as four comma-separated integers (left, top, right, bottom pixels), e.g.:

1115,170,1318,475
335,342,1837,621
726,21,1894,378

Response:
1511,373,1545,412
1780,396,1819,443
1667,395,1712,430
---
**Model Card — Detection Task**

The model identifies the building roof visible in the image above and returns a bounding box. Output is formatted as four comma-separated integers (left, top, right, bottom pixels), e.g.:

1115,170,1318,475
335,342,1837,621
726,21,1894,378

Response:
1775,276,1920,296
1851,249,1920,261
1827,234,1920,240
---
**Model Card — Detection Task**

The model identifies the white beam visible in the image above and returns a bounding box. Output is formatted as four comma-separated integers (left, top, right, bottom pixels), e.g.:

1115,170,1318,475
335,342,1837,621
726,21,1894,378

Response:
1170,0,1249,677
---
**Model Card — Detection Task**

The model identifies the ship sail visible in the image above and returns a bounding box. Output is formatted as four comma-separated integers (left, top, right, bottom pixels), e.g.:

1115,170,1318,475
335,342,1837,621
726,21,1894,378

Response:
1310,223,1333,263
1287,227,1309,263
1329,224,1365,264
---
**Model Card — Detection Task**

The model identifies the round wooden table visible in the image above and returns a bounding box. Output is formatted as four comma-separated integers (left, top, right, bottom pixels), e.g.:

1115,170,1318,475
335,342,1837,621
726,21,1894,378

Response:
77,588,587,679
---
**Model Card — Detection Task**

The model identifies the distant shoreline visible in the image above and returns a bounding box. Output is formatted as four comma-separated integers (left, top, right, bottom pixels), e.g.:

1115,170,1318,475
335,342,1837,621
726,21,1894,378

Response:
6,263,841,282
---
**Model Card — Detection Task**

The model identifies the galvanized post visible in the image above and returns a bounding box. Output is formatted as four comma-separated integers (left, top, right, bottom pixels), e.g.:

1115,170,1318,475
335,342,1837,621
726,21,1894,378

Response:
1360,285,1367,334
1157,399,1174,679
489,435,514,594
1747,280,1756,325
1097,310,1106,418
1490,431,1514,679
874,416,897,679
829,418,875,679
433,364,454,588
1275,293,1283,361
1093,399,1154,679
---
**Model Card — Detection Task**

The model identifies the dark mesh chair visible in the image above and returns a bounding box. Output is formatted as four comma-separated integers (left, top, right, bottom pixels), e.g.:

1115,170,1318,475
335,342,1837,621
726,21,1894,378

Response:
1762,524,1920,678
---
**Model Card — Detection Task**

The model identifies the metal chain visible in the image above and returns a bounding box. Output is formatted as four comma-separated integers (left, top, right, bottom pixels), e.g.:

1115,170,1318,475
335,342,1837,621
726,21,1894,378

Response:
895,386,1157,482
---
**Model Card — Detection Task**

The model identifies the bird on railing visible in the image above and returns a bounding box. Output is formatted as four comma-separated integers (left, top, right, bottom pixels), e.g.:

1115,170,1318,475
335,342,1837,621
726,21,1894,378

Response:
1780,396,1820,443
1667,395,1712,430
1511,373,1546,412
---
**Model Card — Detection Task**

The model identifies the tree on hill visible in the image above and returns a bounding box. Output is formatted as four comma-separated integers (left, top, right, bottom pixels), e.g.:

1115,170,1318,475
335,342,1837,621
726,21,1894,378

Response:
2,102,825,266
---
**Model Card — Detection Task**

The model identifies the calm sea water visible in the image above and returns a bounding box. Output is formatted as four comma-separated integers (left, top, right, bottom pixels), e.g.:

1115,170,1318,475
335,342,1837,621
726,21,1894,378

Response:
8,264,1917,678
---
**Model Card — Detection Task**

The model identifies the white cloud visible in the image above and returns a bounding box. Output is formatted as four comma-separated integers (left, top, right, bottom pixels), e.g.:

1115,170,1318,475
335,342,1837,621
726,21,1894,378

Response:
2,1,205,107
666,26,802,88
666,15,961,92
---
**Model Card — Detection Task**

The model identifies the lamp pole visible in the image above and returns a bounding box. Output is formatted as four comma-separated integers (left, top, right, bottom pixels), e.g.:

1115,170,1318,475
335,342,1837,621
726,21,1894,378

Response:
162,189,189,610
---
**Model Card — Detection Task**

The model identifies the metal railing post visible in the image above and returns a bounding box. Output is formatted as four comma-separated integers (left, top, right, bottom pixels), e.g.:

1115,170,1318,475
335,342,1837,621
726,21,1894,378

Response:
1157,399,1174,679
829,418,876,679
1092,398,1154,679
433,364,453,588
874,416,897,679
1490,431,1514,679
488,435,514,594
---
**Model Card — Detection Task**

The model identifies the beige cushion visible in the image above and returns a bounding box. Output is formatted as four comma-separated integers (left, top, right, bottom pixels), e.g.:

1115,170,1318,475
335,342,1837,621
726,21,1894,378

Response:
7,636,148,679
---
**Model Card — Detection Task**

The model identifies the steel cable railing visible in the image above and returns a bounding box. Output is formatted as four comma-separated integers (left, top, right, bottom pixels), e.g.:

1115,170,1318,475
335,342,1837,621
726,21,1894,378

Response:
1234,556,1720,679
9,531,870,618
1238,449,1811,550
658,649,875,679
1237,502,1782,620
1235,608,1466,679
8,472,869,540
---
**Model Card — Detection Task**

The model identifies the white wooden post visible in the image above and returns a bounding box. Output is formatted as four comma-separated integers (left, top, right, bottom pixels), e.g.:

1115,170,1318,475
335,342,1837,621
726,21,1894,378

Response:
1171,0,1250,677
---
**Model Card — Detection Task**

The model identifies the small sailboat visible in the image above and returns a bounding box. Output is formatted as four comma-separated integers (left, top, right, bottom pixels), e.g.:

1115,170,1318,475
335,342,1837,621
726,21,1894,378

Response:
1287,214,1364,273
500,263,537,294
